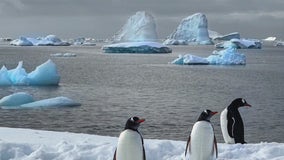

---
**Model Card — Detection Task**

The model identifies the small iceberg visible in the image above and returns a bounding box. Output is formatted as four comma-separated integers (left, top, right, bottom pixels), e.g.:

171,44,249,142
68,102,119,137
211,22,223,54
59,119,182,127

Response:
102,41,172,53
0,59,60,86
0,92,80,109
172,47,246,65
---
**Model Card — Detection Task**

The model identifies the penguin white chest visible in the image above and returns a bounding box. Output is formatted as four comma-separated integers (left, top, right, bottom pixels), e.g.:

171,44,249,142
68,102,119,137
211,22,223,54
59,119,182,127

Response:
220,108,235,144
190,121,216,160
116,130,144,160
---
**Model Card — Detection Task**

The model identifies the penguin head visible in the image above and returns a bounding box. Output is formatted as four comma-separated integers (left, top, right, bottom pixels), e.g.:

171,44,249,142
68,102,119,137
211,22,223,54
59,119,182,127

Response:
124,116,145,131
197,109,218,122
230,98,251,109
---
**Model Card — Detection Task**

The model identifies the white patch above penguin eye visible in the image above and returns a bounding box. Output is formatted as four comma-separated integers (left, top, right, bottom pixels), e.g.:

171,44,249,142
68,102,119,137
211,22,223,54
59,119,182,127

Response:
204,110,208,114
130,117,134,122
242,99,245,104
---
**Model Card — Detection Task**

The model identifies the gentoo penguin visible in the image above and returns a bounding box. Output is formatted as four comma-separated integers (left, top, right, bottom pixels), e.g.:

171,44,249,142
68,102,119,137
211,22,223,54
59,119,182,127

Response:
113,116,146,160
185,110,218,160
220,98,251,144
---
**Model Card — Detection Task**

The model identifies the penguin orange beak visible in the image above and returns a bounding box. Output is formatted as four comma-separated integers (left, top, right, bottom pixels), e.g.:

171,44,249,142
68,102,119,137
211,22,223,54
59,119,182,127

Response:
137,119,145,123
211,111,218,115
245,103,251,107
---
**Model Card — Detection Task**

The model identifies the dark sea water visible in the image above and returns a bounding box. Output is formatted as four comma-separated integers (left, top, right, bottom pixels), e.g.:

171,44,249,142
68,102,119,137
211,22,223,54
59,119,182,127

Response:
0,44,283,143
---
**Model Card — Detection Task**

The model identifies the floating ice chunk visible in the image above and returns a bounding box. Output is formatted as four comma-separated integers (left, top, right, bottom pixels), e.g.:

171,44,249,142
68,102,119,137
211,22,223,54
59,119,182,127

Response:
263,37,277,41
206,47,246,65
8,61,29,85
0,66,12,85
27,59,60,85
164,13,213,45
171,54,209,65
20,97,81,108
172,47,246,65
111,11,158,42
10,37,33,46
102,41,172,53
0,92,34,107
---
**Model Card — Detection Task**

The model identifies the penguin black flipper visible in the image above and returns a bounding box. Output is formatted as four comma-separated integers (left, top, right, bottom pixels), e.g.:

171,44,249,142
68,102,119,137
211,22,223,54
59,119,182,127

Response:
227,110,234,138
184,135,191,157
214,135,218,158
139,131,146,160
113,148,117,160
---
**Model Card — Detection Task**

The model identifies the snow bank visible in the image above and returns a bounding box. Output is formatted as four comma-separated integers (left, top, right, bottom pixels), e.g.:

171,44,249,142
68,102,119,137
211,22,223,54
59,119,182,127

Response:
0,127,283,160
172,47,246,65
111,11,158,42
164,13,213,45
102,41,172,53
0,92,80,109
10,35,70,46
0,59,60,86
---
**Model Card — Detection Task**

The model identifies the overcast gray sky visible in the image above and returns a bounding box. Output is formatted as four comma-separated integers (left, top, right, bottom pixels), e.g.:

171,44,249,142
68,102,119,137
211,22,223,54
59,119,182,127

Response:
0,0,283,39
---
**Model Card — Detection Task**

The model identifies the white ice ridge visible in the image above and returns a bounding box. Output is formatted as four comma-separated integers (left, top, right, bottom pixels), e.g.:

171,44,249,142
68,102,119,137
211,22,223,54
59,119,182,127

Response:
10,35,70,46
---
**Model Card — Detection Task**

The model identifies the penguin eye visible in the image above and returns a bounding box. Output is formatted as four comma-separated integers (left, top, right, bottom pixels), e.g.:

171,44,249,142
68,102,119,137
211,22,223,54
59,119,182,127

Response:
131,117,139,122
133,117,139,121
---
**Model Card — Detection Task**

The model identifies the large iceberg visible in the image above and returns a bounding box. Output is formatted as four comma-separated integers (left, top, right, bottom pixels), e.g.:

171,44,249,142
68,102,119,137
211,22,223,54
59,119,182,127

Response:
164,13,213,45
0,92,80,109
10,35,70,46
0,59,60,86
172,46,246,65
102,41,172,53
215,38,262,49
103,11,171,53
111,11,158,42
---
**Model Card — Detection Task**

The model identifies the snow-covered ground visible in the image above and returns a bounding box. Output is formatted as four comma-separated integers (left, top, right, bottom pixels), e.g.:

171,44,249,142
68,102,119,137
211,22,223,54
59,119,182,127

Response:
0,127,283,160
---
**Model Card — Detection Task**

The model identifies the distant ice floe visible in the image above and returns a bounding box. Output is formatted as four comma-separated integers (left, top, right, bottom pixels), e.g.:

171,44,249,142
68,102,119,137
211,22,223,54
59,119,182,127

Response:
10,35,70,46
50,53,77,57
164,13,213,45
213,32,241,41
0,59,60,86
71,37,96,46
102,41,172,53
172,46,246,65
215,38,262,49
103,11,171,53
0,92,81,109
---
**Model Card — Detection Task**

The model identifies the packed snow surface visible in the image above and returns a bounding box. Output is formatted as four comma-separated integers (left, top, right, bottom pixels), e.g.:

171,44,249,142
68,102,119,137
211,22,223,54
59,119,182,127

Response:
102,41,172,53
10,35,70,46
0,127,283,160
111,11,158,42
164,13,212,45
0,59,60,86
172,47,246,65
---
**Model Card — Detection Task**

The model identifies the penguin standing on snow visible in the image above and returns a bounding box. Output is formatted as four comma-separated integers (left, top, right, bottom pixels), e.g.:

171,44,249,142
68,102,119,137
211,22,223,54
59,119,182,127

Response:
185,110,218,160
113,116,146,160
220,98,251,144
